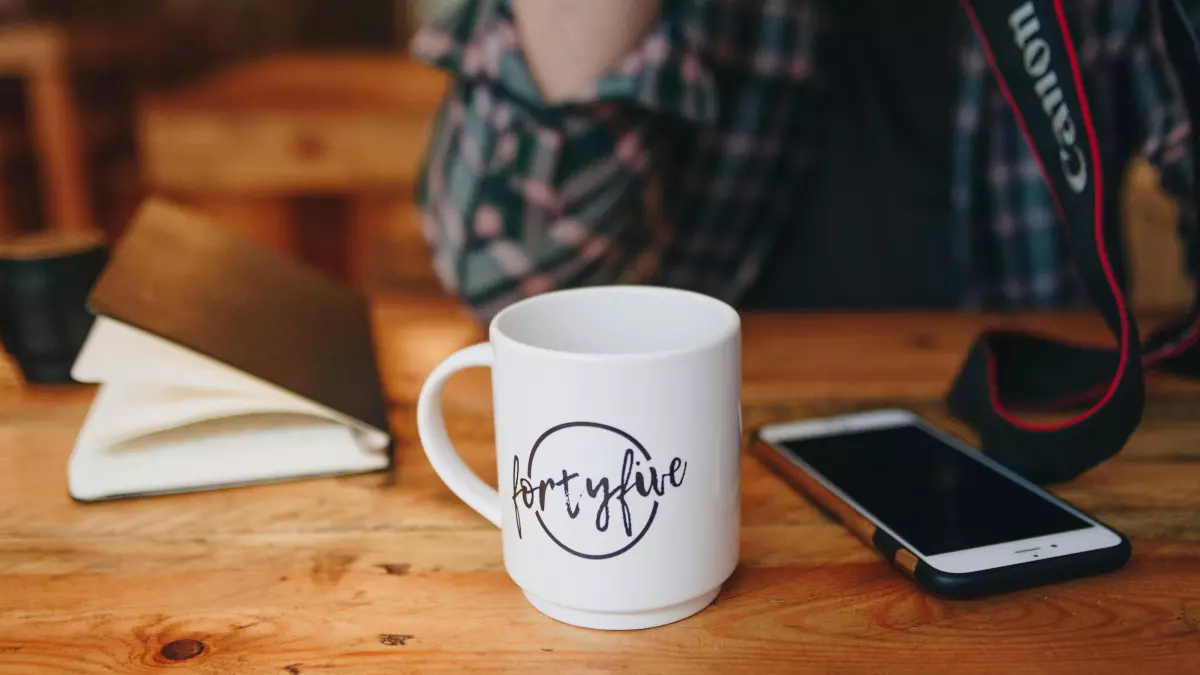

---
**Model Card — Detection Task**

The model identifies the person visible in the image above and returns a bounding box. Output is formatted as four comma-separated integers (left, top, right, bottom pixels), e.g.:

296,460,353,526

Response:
411,0,1196,319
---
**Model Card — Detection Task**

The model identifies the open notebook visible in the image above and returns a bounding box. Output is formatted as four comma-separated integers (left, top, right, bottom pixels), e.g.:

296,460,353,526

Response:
68,199,392,501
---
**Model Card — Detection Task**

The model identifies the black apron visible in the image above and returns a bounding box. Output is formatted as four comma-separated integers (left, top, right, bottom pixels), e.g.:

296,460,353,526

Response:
950,0,1200,484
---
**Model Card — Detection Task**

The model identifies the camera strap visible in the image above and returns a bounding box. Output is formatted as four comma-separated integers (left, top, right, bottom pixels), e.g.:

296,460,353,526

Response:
948,0,1200,483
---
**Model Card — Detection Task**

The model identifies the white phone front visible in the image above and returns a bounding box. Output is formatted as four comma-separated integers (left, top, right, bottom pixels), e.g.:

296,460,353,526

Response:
756,409,1129,596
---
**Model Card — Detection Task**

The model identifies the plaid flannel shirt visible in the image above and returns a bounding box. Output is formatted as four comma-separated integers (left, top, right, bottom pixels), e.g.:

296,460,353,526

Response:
413,0,1197,319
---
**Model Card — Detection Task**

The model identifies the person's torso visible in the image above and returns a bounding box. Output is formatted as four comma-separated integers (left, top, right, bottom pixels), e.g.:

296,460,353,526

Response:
745,0,959,309
653,0,1136,310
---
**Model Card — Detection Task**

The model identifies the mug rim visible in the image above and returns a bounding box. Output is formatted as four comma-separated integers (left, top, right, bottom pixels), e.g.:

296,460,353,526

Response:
489,285,740,362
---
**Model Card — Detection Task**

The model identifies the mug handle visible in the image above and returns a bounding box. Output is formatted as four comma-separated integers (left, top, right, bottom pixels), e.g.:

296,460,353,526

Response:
416,342,502,527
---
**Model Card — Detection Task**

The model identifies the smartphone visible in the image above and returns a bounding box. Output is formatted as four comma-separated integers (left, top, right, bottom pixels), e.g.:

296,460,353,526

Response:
752,409,1131,599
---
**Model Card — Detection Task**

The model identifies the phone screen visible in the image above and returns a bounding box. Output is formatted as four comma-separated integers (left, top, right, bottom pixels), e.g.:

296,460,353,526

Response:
777,424,1091,555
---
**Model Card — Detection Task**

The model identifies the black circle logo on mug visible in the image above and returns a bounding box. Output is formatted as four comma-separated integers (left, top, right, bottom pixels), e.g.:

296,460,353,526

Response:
510,422,688,560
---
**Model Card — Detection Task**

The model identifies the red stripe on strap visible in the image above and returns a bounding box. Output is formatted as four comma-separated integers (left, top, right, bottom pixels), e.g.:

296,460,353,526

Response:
959,0,1131,432
1146,319,1200,362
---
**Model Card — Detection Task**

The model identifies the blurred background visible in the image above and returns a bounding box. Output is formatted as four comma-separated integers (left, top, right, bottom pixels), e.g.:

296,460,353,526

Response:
0,0,1188,308
0,0,468,295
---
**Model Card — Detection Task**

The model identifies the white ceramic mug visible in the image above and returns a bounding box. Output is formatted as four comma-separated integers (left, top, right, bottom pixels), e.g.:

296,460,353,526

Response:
417,286,741,630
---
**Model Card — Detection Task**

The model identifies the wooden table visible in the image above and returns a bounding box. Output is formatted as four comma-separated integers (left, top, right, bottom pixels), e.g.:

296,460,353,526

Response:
2,294,1199,673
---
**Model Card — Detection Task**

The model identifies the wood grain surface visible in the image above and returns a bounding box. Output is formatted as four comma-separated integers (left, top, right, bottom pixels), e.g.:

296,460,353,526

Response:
1,293,1199,674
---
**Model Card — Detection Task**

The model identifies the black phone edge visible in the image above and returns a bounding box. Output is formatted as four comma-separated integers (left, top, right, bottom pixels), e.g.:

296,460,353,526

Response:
749,422,1133,600
870,526,1132,600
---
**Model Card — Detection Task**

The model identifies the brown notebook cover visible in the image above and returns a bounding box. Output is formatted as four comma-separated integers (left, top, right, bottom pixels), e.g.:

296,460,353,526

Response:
87,198,390,436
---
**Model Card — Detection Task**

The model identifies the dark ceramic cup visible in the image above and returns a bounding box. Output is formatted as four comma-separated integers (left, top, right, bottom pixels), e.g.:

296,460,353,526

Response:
0,229,107,384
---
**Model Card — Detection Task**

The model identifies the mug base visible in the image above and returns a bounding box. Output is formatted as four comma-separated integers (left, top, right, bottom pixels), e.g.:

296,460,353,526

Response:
523,587,720,630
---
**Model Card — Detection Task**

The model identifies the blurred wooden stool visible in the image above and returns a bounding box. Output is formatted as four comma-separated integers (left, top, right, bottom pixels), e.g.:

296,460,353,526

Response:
138,53,448,286
0,119,19,237
1122,158,1196,313
0,23,94,233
